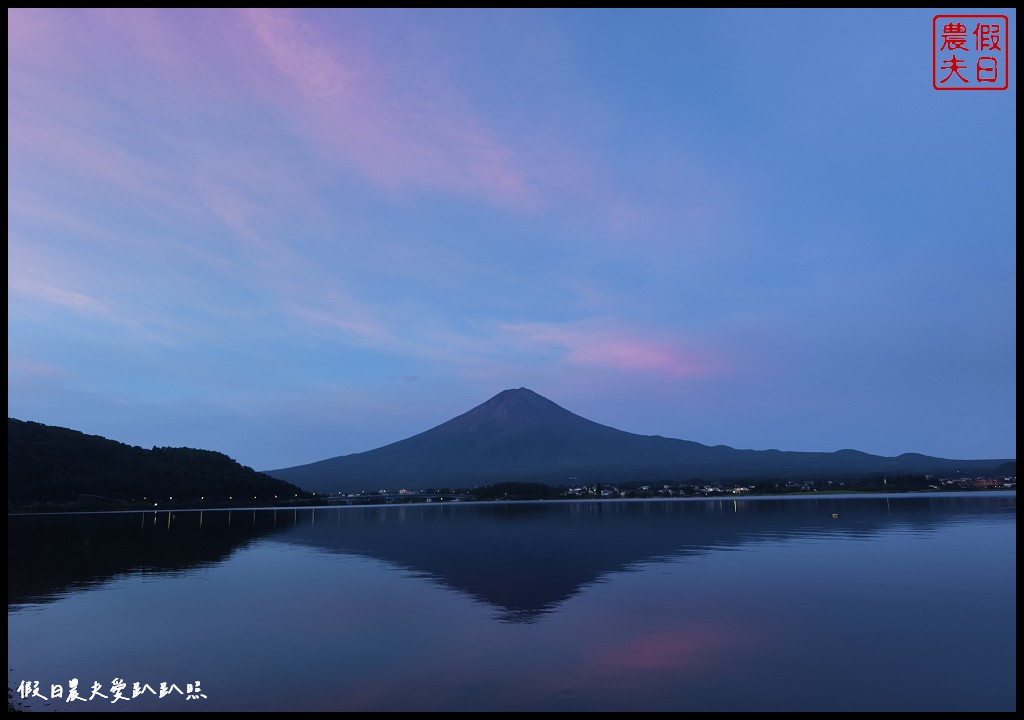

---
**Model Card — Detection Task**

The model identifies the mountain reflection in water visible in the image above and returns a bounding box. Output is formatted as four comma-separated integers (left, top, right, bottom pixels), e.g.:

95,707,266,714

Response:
9,494,1013,621
270,494,1009,622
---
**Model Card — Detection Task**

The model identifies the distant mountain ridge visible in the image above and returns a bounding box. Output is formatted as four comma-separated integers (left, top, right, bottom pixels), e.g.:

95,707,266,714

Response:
265,388,1014,494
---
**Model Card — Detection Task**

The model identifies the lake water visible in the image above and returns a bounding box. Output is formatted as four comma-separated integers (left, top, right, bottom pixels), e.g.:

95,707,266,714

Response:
7,492,1016,712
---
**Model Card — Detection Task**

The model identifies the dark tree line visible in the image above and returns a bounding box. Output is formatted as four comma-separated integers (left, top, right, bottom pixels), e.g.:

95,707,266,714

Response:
8,418,310,510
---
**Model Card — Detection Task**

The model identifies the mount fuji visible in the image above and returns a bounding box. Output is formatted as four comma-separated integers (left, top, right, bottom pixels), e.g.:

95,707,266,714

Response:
264,388,1012,495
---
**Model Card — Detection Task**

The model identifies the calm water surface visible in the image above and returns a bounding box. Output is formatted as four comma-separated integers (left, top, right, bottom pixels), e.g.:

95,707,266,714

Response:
8,492,1016,712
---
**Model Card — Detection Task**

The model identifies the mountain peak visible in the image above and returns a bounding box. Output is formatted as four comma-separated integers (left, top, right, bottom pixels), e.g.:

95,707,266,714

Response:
469,388,577,429
492,387,538,399
487,387,544,405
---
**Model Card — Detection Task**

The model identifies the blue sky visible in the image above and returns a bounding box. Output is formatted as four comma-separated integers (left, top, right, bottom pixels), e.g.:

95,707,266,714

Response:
8,9,1016,471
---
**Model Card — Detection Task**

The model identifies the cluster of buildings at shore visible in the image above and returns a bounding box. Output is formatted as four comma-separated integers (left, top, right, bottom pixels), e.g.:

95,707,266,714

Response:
319,474,1016,503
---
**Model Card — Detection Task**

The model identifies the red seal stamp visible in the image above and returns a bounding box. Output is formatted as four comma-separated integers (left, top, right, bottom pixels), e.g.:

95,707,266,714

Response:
933,15,1009,90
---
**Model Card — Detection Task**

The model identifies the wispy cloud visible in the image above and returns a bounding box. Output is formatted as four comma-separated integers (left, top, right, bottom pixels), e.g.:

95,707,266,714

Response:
8,237,114,319
7,357,67,381
498,320,726,378
239,8,536,209
286,294,396,348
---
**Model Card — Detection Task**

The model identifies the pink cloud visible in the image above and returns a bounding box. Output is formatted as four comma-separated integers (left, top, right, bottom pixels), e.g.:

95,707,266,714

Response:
7,8,77,63
9,9,250,105
9,9,705,250
499,321,726,378
238,8,536,209
10,8,546,231
86,9,244,99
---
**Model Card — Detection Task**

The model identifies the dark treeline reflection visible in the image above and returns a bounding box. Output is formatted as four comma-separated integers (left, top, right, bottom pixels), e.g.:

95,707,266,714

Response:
10,493,1014,621
8,508,283,606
